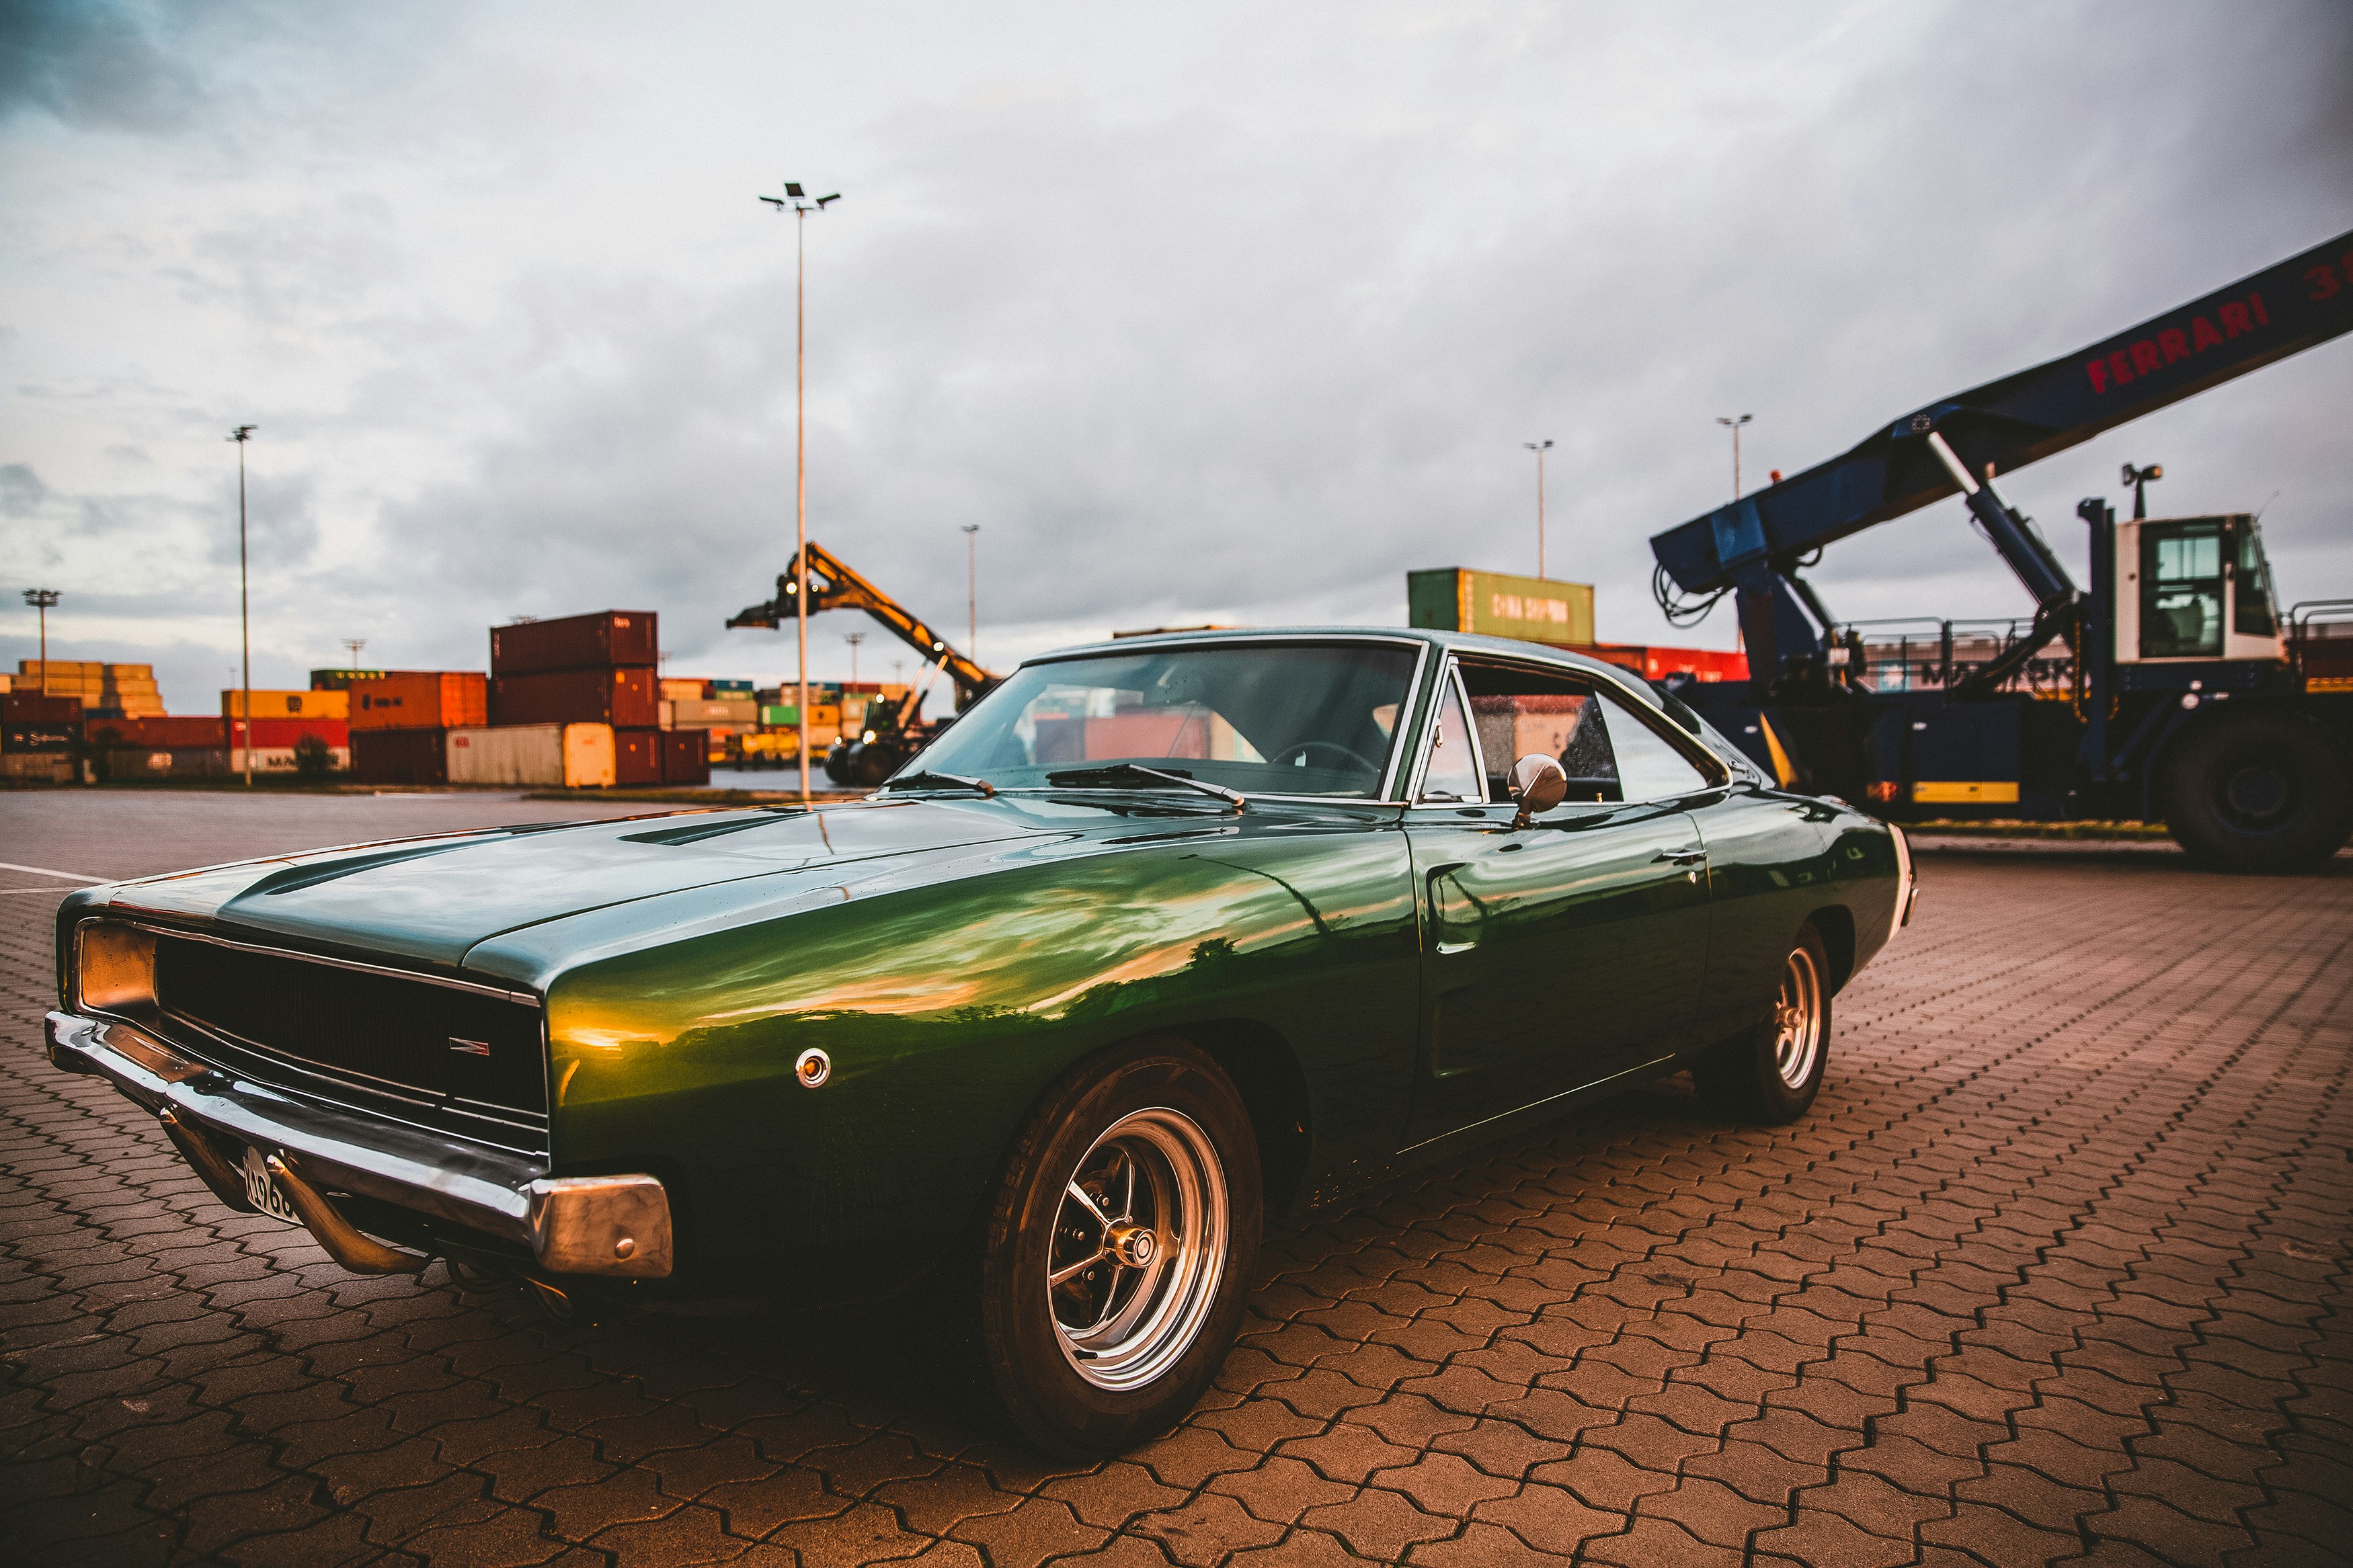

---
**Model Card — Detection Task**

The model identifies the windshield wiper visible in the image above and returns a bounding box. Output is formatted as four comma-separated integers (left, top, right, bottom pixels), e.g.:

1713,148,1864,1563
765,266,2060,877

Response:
879,770,996,796
1043,762,1245,812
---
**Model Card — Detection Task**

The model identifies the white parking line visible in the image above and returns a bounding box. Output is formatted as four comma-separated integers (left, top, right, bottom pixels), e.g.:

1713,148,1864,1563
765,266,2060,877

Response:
0,861,112,883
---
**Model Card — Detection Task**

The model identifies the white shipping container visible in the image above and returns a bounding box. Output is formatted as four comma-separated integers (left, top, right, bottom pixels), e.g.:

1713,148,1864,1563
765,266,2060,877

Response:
446,724,615,788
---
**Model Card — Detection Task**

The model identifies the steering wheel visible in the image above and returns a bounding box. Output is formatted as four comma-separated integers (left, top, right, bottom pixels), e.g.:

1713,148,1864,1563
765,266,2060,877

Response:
1270,740,1381,778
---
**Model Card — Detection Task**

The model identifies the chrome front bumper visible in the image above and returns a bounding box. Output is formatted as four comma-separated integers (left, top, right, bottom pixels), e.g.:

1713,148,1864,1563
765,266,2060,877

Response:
44,1009,671,1280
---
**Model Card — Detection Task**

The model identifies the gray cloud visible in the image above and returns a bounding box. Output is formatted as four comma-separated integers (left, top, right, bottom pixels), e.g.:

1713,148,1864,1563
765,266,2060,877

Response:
5,1,2350,711
0,0,200,132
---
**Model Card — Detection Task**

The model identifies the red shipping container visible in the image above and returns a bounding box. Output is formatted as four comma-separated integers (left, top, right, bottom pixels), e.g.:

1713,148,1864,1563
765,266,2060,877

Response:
228,717,350,747
353,729,450,785
3,692,81,725
82,715,227,749
1583,643,1749,685
489,667,658,729
349,672,488,731
660,728,709,786
489,610,658,675
614,729,663,786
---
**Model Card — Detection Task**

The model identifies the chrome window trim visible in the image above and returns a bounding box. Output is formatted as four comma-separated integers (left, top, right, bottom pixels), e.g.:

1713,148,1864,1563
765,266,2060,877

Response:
109,919,539,1005
980,633,1431,807
1447,649,1733,792
1405,659,1492,808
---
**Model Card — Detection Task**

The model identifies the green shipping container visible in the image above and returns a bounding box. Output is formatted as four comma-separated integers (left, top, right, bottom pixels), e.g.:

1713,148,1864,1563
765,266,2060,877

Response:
1407,567,1595,646
763,705,796,727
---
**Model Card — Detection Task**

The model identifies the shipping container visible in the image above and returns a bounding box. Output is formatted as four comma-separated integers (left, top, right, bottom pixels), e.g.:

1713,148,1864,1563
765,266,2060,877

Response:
348,671,489,731
94,747,235,780
310,668,388,691
352,728,450,786
227,717,350,748
660,678,709,702
82,716,227,749
222,689,350,720
3,692,81,725
447,724,616,788
489,610,658,675
1406,568,1597,646
3,723,79,753
0,753,75,782
707,678,754,695
660,728,710,785
1581,643,1749,684
229,747,352,773
611,729,662,786
666,697,758,729
489,667,658,729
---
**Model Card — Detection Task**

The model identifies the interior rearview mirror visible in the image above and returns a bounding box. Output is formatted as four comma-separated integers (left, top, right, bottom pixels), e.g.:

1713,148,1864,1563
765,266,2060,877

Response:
1509,754,1568,827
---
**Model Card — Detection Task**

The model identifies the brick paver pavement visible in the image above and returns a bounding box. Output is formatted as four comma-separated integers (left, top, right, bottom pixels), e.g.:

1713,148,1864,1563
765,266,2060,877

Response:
1,792,2347,1566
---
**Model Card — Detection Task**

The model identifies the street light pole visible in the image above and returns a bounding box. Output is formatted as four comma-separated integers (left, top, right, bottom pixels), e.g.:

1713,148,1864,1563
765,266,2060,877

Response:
962,524,980,662
1523,441,1553,578
844,630,865,686
760,182,840,801
22,589,59,694
1716,413,1753,501
230,425,256,787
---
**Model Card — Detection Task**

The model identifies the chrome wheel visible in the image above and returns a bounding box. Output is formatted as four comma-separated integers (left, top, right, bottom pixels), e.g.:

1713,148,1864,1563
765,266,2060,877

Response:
1047,1107,1228,1392
1771,943,1825,1089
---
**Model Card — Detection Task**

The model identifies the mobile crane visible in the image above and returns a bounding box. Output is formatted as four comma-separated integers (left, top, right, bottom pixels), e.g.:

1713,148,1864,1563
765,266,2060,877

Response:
1650,226,2353,872
727,541,998,786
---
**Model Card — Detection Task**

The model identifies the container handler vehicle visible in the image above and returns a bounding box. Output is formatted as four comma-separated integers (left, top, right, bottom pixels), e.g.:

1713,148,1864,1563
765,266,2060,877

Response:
1649,227,2353,872
727,541,998,786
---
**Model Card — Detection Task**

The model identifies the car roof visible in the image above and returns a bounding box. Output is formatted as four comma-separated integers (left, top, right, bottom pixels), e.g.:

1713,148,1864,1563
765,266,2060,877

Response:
1029,625,1636,682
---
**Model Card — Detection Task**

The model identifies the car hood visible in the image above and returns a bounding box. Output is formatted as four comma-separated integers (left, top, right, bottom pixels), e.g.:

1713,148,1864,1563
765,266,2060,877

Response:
97,797,1057,970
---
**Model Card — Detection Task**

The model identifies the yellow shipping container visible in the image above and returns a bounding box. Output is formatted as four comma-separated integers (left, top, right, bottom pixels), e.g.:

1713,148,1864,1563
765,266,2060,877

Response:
223,689,350,720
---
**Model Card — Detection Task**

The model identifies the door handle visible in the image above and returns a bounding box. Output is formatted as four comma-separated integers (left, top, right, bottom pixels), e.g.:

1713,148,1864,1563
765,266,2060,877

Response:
1654,847,1706,865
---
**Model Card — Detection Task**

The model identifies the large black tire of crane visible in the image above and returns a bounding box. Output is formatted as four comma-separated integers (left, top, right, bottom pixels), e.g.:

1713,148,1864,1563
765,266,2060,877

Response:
2161,713,2353,874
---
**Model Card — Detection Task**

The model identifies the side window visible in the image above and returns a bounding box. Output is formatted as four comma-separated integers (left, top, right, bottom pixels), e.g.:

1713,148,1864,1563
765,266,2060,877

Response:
1591,688,1708,801
1417,676,1484,802
1461,659,1616,803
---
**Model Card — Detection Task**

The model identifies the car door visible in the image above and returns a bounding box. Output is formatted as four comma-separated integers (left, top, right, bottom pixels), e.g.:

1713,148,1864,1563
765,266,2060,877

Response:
1402,657,1718,1145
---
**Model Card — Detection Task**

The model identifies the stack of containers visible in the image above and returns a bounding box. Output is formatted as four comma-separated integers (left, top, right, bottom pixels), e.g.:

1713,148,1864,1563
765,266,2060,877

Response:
348,671,489,784
82,714,231,778
479,611,660,788
2,690,82,781
18,661,165,718
222,688,350,772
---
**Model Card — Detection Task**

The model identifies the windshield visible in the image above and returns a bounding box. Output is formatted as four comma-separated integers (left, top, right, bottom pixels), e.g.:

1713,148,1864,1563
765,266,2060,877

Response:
906,641,1418,798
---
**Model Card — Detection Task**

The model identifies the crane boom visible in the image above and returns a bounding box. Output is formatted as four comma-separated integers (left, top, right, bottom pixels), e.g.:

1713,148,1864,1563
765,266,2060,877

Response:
1650,228,2353,692
727,542,996,706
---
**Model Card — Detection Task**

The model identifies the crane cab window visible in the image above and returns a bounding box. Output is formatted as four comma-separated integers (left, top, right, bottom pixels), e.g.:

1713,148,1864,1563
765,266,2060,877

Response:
2140,521,2224,659
2233,520,2277,638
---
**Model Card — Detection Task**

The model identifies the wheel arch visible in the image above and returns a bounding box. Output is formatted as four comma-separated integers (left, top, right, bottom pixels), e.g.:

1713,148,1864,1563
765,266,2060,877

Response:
1806,903,1856,993
1090,1018,1314,1219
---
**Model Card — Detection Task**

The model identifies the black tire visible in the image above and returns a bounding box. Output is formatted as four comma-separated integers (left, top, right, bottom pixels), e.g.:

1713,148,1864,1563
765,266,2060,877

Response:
2161,714,2352,874
979,1041,1261,1455
1693,923,1831,1124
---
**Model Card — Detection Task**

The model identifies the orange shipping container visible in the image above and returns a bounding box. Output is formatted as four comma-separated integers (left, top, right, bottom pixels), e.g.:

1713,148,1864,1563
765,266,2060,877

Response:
223,688,350,720
348,672,488,731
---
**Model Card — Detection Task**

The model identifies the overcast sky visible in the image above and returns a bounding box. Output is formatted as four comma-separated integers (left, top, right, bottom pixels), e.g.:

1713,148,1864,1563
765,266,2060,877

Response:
4,1,2348,707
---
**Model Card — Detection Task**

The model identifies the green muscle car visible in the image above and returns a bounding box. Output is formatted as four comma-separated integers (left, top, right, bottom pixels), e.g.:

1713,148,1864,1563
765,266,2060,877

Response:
47,628,1914,1452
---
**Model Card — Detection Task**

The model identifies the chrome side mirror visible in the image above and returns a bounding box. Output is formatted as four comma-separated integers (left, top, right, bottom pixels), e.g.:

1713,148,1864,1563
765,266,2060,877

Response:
1509,754,1567,827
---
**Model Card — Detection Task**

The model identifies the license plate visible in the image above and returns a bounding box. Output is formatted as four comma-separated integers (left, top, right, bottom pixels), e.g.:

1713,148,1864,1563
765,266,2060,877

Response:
241,1146,302,1227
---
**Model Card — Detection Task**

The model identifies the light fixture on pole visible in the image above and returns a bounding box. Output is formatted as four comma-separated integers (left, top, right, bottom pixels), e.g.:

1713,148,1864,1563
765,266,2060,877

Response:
22,589,60,695
844,629,865,686
342,638,366,668
229,425,256,788
1522,441,1554,579
1716,413,1753,501
758,179,842,801
961,524,981,663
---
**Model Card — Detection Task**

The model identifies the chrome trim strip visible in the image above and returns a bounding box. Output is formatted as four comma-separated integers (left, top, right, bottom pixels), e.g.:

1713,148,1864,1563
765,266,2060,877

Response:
124,920,539,1003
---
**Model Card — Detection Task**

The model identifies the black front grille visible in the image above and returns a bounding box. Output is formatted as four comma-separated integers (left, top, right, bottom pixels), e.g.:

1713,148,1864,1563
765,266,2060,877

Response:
152,934,549,1155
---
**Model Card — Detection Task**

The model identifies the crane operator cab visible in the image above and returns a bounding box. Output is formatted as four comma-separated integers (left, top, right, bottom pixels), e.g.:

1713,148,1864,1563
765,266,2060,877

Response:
2114,513,2286,665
